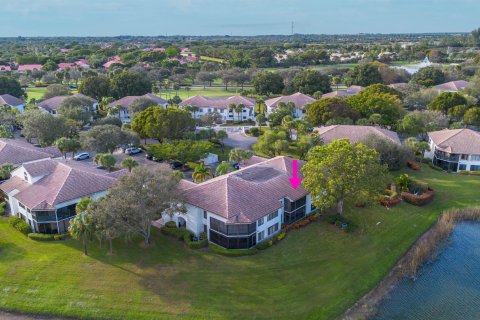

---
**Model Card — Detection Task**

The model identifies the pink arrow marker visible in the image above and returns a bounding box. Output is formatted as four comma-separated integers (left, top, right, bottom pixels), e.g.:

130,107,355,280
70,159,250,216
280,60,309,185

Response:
289,159,302,190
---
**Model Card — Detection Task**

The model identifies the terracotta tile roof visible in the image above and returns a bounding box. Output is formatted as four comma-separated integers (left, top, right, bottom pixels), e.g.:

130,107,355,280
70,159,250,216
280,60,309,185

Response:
0,94,25,106
265,92,315,110
321,91,352,99
38,94,97,112
179,95,255,109
0,139,61,165
0,65,12,71
18,64,42,71
428,128,480,154
346,85,365,94
58,62,76,70
314,125,401,144
242,155,268,167
107,94,167,110
180,156,307,223
2,159,126,210
0,176,29,193
434,80,470,92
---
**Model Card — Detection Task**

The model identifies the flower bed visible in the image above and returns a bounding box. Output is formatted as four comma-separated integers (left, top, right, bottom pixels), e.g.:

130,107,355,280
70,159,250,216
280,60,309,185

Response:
379,188,401,207
161,224,207,249
407,160,421,171
401,188,435,206
284,213,321,232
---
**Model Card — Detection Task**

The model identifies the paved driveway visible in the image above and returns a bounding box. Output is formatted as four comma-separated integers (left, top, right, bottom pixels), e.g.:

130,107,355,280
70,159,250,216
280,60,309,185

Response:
223,132,258,150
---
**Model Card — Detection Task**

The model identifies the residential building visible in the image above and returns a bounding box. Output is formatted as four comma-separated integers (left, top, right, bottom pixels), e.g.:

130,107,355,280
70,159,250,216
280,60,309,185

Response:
17,64,42,72
0,138,62,166
103,56,123,68
314,125,401,145
161,156,313,249
107,93,168,123
0,159,126,234
433,80,470,93
346,85,365,94
0,65,12,72
321,91,353,99
0,94,26,112
179,95,255,122
37,93,98,116
265,92,315,118
424,128,480,172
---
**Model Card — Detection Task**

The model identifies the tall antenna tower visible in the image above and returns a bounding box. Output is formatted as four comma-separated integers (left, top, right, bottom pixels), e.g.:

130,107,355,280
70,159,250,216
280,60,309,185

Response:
291,21,294,35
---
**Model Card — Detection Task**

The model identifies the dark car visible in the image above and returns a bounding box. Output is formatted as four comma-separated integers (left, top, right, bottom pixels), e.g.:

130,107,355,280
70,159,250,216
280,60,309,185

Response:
170,161,183,170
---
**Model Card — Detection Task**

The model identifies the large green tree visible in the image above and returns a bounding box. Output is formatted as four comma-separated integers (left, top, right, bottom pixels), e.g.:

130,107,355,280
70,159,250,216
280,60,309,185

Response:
343,63,383,87
43,84,70,99
79,76,111,100
252,71,284,95
427,92,468,115
110,71,152,99
0,76,25,98
410,66,445,87
347,91,405,127
80,124,139,153
302,139,389,215
306,97,359,126
69,198,95,256
18,110,67,145
292,69,331,95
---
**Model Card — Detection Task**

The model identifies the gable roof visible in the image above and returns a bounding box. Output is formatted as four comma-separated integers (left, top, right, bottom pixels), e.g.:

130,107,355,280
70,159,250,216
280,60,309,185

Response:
314,125,401,144
107,94,168,110
180,156,307,223
346,85,365,94
321,91,352,99
434,80,470,92
37,94,97,112
428,128,480,154
265,92,315,110
179,95,255,109
1,159,125,210
0,94,25,106
0,138,62,165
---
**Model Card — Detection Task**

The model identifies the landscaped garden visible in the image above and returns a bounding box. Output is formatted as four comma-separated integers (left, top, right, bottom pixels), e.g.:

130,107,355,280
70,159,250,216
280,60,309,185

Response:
1,165,479,320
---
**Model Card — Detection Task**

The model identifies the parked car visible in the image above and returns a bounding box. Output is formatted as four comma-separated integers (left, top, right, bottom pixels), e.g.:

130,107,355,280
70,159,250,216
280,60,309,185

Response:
126,147,142,155
74,152,90,161
170,161,183,170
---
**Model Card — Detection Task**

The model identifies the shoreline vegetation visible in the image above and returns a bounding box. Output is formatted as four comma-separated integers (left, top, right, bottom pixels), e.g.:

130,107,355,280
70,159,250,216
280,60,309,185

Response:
342,207,480,320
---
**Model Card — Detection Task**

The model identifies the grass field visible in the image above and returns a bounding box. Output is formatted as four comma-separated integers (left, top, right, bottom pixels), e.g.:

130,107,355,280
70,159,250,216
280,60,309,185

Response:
157,86,247,100
25,87,78,102
1,165,479,319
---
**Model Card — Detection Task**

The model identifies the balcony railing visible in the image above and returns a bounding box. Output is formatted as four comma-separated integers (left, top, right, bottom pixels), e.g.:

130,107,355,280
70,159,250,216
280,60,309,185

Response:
434,150,459,162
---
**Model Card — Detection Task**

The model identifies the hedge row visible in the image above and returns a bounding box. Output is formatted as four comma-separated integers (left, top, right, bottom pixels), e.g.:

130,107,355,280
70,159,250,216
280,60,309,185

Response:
27,233,70,241
459,170,480,176
209,243,258,256
160,225,208,249
8,216,32,235
401,188,435,206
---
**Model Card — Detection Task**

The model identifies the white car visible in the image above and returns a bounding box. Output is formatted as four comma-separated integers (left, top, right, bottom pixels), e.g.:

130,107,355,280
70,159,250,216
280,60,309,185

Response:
73,152,90,161
126,147,142,155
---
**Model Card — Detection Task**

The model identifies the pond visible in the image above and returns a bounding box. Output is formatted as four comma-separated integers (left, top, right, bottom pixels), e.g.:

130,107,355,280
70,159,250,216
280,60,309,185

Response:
374,222,480,320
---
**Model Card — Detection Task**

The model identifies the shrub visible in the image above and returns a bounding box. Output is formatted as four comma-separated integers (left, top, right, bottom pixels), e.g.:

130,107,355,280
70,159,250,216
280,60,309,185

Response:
401,188,435,206
165,221,177,228
256,241,270,250
248,127,262,137
8,216,22,227
0,202,5,216
54,233,70,241
183,230,208,249
199,232,207,240
459,170,480,176
209,243,258,256
160,226,188,240
276,231,286,241
407,160,420,171
28,233,55,241
380,197,401,206
267,240,273,247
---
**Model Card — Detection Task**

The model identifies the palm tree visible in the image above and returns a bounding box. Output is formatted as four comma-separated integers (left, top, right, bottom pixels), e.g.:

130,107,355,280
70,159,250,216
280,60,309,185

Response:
121,157,138,172
192,163,212,183
172,170,184,181
229,147,253,164
235,104,244,122
215,161,235,176
69,198,94,256
228,103,236,121
216,130,228,153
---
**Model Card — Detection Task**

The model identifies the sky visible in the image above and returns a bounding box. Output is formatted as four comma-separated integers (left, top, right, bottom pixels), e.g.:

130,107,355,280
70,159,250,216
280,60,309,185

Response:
1,0,478,37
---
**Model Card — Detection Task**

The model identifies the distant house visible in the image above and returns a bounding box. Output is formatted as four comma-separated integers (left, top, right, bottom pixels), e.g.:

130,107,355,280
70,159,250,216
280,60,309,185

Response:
424,128,480,172
107,93,168,123
179,95,255,122
17,64,42,72
75,59,90,68
161,156,313,249
321,91,353,99
58,62,77,70
433,80,470,93
314,125,401,145
265,92,315,118
346,85,365,94
0,138,62,166
37,94,98,116
0,65,12,72
103,56,123,68
0,94,26,112
0,159,126,234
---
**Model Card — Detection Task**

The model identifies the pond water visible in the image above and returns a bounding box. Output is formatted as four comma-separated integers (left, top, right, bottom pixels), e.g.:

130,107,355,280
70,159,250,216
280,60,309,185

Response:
374,222,480,320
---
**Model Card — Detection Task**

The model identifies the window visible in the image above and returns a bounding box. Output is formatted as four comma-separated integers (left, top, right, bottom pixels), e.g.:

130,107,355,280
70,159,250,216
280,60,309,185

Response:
203,210,207,219
203,224,207,233
243,116,246,119
471,155,480,161
24,172,28,182
267,211,278,221
461,154,469,160
257,217,264,226
208,108,212,112
257,230,264,242
268,223,279,236
18,202,25,210
459,164,467,171
470,165,480,171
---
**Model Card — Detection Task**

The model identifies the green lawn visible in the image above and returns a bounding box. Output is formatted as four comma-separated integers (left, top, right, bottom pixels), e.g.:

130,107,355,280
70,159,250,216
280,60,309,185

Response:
1,166,479,319
157,86,247,100
25,87,78,103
